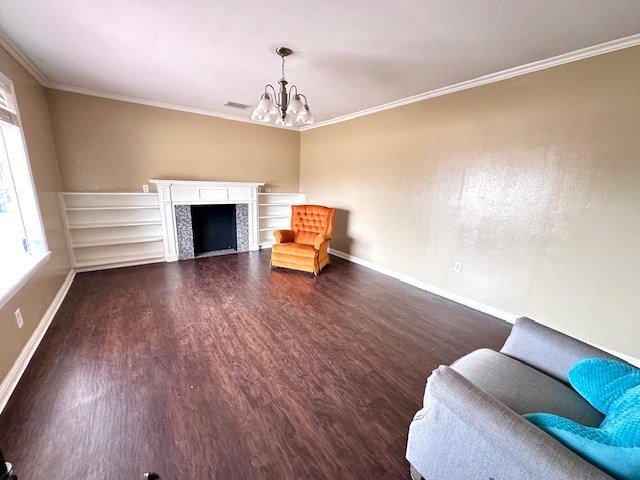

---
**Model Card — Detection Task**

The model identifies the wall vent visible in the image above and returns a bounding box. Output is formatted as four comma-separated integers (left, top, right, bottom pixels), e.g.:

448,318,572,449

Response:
222,101,252,110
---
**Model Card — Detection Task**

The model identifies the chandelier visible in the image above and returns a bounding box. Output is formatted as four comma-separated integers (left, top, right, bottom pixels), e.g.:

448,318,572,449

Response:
251,47,314,127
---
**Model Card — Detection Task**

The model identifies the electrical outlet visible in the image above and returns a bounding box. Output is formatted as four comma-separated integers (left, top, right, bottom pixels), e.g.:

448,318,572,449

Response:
142,184,149,193
453,261,463,273
15,308,24,328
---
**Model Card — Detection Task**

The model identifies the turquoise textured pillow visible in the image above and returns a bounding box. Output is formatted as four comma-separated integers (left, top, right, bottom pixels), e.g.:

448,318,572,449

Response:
524,358,640,480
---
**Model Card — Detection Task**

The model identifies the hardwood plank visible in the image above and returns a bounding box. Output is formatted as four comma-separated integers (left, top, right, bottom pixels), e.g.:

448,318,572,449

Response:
0,251,511,478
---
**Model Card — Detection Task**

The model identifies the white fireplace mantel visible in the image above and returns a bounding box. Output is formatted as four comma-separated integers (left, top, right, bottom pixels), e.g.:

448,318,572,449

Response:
149,179,265,261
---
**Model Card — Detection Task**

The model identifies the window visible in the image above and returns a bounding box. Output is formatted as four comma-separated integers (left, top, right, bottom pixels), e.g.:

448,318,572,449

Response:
0,73,49,307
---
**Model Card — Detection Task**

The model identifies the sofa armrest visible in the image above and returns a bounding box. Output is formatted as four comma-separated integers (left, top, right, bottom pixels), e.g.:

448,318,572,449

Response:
313,233,331,250
273,229,295,244
500,317,619,384
408,365,613,479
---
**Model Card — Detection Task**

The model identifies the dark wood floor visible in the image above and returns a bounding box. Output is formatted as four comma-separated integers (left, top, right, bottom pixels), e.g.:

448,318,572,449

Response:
0,251,511,479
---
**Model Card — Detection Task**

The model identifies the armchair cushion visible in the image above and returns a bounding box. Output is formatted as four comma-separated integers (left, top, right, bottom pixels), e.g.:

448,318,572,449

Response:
271,243,316,259
525,359,640,480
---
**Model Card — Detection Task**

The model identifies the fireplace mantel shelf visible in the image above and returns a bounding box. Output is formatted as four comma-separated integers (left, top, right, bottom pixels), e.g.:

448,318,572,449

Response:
149,179,264,188
149,179,265,262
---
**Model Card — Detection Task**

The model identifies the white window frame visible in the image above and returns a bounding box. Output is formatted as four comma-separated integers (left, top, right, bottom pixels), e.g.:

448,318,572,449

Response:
0,71,51,309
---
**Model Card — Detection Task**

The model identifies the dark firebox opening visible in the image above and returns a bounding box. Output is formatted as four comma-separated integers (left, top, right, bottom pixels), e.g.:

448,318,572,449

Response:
191,204,237,256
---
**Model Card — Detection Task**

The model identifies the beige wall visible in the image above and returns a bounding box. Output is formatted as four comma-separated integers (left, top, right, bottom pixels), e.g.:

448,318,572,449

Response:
0,47,71,383
301,46,640,358
45,90,300,192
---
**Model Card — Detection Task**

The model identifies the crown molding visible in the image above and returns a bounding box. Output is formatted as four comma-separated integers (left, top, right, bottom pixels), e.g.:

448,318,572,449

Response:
0,32,49,86
46,82,294,130
300,33,640,131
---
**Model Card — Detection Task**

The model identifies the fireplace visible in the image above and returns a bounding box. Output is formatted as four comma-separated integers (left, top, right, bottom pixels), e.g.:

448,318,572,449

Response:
174,203,249,259
149,179,264,262
192,204,237,256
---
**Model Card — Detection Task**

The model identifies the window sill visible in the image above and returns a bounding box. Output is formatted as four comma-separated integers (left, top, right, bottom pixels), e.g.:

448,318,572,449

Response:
0,250,52,310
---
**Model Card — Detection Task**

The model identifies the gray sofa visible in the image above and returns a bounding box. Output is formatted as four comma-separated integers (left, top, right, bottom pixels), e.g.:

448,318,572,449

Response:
406,317,621,480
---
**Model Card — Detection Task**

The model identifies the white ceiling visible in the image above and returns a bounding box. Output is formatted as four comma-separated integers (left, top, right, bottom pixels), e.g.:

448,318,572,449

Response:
1,1,640,128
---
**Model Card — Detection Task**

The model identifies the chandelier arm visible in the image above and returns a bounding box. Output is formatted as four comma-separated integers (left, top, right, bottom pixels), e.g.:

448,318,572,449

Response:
298,93,308,105
289,85,298,98
264,84,280,107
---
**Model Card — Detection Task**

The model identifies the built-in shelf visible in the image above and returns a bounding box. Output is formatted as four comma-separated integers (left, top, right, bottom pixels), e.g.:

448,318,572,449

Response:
72,236,164,248
257,192,305,248
258,214,291,219
65,205,160,211
60,192,165,270
68,220,163,229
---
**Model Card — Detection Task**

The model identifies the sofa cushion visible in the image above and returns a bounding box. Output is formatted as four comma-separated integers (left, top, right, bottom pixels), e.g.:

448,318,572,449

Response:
450,349,603,426
525,359,640,480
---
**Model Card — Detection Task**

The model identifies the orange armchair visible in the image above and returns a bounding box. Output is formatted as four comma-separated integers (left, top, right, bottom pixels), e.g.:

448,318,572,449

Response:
271,205,336,275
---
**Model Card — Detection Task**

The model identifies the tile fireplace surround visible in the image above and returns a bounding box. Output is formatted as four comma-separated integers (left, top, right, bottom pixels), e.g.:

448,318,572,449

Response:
149,179,264,262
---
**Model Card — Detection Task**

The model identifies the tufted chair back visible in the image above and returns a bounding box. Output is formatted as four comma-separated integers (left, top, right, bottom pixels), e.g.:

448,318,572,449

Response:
291,205,336,246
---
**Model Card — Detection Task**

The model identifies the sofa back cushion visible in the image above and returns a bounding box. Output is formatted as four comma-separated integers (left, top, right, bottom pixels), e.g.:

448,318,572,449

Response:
501,317,619,384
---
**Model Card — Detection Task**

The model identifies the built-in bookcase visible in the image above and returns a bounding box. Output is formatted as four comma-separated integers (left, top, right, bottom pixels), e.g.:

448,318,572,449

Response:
258,192,306,248
60,192,165,271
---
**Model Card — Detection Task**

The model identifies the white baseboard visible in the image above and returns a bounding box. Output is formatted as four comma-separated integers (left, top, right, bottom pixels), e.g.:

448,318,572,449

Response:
329,248,518,322
0,269,76,413
329,248,640,367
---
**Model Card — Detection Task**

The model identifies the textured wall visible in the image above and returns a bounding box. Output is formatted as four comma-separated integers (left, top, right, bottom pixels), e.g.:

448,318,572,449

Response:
301,46,640,358
0,46,71,384
45,90,300,192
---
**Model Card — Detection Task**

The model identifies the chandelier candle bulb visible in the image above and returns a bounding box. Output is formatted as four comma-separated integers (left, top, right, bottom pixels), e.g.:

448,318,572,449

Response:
251,46,314,127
